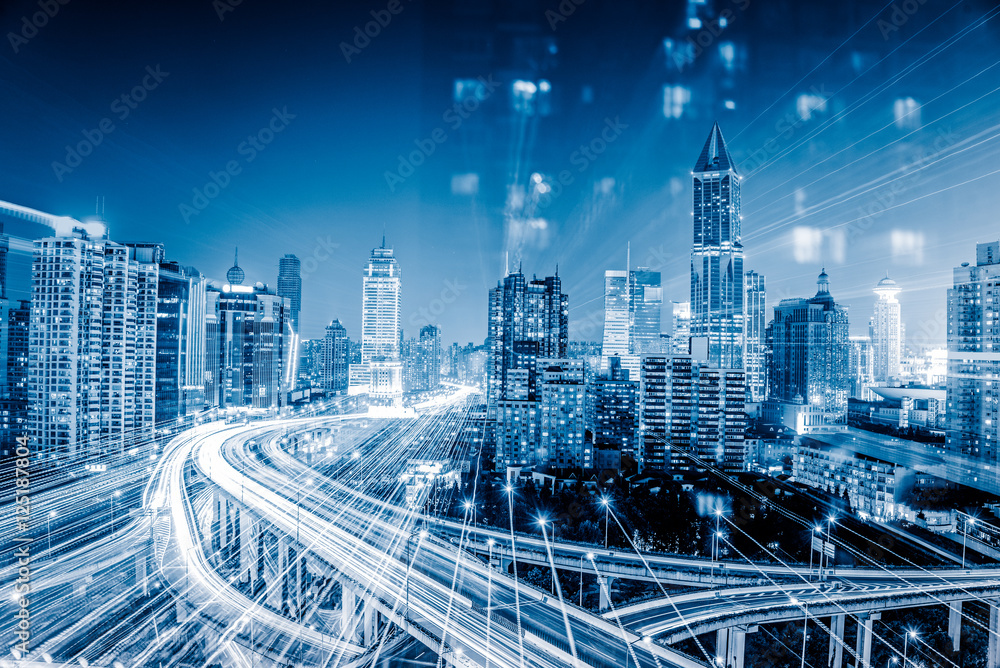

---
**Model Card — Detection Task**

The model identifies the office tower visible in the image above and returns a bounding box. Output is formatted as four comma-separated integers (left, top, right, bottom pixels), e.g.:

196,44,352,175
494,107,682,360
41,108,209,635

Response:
150,258,208,424
769,269,850,421
204,282,290,410
486,268,568,411
319,319,349,393
640,356,671,471
630,268,662,354
538,358,586,469
0,298,30,455
352,239,403,407
670,357,747,474
848,336,875,400
277,254,302,332
601,269,630,366
871,274,902,383
28,230,160,461
671,301,691,355
690,123,744,369
414,324,442,391
744,271,767,402
587,357,638,460
946,241,1000,464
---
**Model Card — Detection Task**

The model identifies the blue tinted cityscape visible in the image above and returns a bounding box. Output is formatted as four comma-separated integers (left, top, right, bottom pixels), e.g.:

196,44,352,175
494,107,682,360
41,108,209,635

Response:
3,1,1000,667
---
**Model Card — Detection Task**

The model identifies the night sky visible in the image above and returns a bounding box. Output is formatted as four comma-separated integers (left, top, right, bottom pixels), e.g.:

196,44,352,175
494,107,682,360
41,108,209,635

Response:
2,0,999,348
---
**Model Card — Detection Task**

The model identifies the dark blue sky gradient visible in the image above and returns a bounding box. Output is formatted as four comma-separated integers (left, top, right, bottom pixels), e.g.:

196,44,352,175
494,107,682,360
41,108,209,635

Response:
2,0,999,347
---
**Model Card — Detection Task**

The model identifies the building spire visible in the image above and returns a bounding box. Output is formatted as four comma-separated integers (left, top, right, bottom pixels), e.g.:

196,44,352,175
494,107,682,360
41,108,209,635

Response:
381,225,386,249
227,247,245,285
693,122,737,174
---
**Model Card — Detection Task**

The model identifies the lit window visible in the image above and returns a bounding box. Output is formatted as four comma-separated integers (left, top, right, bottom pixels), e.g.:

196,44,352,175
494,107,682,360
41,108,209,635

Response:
893,97,921,130
663,85,691,119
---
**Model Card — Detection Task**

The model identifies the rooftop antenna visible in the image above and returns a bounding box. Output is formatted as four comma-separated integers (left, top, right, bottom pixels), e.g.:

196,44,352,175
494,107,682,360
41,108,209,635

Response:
626,241,631,273
381,224,386,248
505,251,509,276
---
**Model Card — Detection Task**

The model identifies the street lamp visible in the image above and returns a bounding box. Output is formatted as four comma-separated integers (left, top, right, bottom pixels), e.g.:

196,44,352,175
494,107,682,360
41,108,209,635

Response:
903,629,917,668
822,515,836,578
962,517,976,568
600,497,611,548
888,657,898,668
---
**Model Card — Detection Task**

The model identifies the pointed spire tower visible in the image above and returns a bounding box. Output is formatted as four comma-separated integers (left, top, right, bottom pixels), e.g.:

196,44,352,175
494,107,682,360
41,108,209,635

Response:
690,122,745,369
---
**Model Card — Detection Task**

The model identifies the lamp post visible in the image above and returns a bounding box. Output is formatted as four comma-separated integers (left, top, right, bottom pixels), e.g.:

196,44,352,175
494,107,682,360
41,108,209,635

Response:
822,515,836,579
888,657,898,668
809,526,821,581
903,630,917,668
600,497,610,548
962,517,976,568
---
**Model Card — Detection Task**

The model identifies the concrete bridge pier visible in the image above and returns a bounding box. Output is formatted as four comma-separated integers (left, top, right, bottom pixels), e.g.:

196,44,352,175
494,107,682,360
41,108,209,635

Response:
853,612,880,668
598,576,616,612
828,614,846,668
239,510,259,585
947,602,962,654
715,625,757,668
341,585,361,645
363,600,378,646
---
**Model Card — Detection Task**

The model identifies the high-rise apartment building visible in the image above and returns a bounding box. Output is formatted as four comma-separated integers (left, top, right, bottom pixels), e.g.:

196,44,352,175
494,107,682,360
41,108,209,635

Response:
848,336,875,400
640,354,746,473
320,319,349,393
946,242,1000,464
413,324,442,391
587,357,638,459
28,230,159,460
0,297,29,456
486,269,568,412
538,358,587,469
690,123,744,370
147,256,207,424
871,274,902,383
769,270,850,422
744,270,766,402
277,254,302,332
204,280,289,411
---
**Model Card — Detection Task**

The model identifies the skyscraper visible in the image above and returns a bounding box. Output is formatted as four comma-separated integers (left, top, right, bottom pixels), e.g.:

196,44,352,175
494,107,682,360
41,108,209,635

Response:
204,282,290,410
357,239,403,407
690,123,744,369
769,270,850,421
671,301,691,355
320,319,349,393
414,324,442,391
871,274,902,383
277,254,302,332
946,242,1000,464
28,230,160,461
630,268,662,354
743,270,766,402
487,268,568,471
0,297,29,456
601,269,630,366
